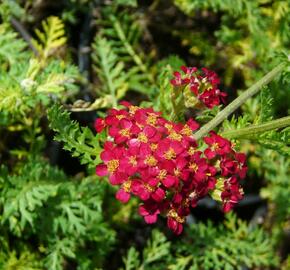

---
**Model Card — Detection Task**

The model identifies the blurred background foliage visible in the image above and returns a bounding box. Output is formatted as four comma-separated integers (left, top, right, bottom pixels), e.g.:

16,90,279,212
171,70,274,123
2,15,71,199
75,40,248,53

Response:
0,0,289,269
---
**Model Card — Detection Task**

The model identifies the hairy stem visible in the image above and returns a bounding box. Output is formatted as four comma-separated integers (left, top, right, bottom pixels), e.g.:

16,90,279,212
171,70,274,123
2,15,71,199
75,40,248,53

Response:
193,63,285,140
221,116,290,139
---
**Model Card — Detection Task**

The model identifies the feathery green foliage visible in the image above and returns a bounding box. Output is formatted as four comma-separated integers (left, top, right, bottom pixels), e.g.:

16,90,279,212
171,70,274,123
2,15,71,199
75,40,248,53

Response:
0,247,43,270
0,17,78,116
260,152,290,228
91,6,154,109
32,16,67,61
147,55,185,117
47,105,103,168
92,36,129,107
0,0,26,22
0,158,115,269
0,24,29,66
122,214,278,270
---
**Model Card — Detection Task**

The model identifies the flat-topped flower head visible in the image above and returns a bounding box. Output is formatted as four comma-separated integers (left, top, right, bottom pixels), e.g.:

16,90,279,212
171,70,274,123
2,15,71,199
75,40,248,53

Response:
95,102,247,235
170,66,227,109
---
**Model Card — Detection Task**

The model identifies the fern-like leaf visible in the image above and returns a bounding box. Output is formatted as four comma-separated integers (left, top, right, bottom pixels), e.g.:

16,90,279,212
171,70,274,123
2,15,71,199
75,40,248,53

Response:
32,16,67,60
44,238,76,270
0,159,66,236
0,249,43,270
142,229,171,266
92,35,128,105
94,8,154,97
47,105,102,168
0,24,29,67
122,215,277,270
122,247,140,270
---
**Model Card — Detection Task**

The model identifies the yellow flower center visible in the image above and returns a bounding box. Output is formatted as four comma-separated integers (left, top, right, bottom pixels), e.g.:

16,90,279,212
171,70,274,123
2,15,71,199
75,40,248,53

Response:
168,131,182,141
174,168,180,176
107,159,119,173
189,162,198,172
116,115,125,120
123,180,132,192
189,191,197,199
165,123,173,131
212,142,219,150
144,183,155,192
187,146,196,155
120,128,130,137
129,105,139,114
181,125,192,136
144,155,157,166
157,169,167,180
167,209,185,223
150,143,158,151
183,198,190,207
164,148,176,160
138,132,148,143
129,156,137,166
146,113,158,125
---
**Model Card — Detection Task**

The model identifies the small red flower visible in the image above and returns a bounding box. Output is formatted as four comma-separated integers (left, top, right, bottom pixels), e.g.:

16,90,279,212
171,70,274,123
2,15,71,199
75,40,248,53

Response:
94,118,106,133
199,88,227,108
167,208,186,235
105,108,128,126
234,153,247,179
139,202,161,224
116,179,132,203
204,131,232,159
201,67,220,87
221,177,244,212
109,119,141,144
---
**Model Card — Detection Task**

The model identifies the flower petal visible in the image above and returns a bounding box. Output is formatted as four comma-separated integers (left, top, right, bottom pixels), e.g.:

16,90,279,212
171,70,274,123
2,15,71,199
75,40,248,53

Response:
162,175,177,188
144,214,158,224
116,189,130,203
96,164,108,176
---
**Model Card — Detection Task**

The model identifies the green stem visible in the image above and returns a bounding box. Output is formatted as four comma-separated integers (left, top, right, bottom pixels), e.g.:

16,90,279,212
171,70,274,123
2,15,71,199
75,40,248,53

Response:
192,63,285,140
221,116,290,139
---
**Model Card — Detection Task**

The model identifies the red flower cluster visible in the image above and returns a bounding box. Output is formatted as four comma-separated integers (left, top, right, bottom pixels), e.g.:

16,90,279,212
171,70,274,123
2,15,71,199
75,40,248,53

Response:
95,103,246,234
170,66,227,108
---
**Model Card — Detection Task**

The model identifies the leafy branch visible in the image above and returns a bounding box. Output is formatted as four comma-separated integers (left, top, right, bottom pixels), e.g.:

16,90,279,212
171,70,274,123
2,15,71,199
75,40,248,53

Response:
32,16,67,61
47,105,103,168
92,36,127,108
122,214,277,270
193,63,286,140
108,14,153,83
